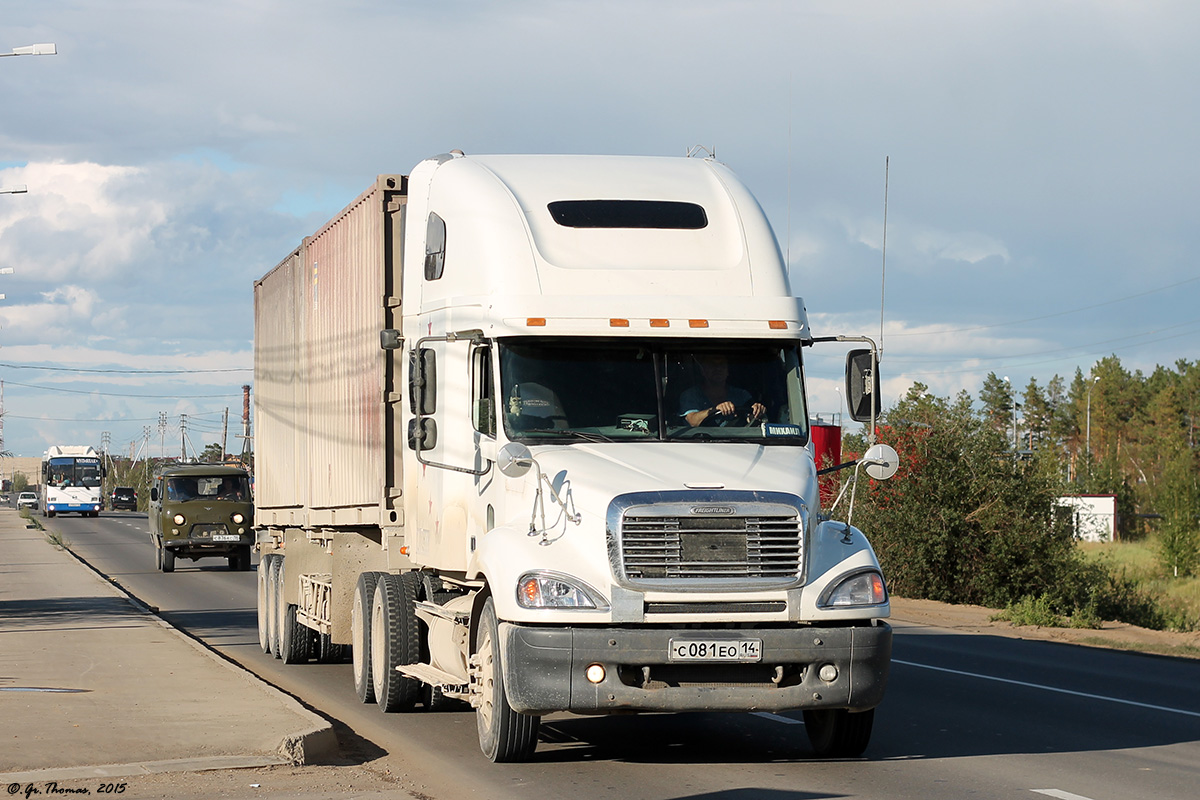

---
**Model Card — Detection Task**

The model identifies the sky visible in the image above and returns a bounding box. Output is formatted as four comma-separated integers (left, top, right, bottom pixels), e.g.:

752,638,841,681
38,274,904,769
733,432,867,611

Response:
1,0,1198,459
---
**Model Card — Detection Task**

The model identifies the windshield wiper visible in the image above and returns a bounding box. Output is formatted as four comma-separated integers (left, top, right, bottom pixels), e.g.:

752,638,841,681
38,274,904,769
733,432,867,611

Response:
520,429,619,443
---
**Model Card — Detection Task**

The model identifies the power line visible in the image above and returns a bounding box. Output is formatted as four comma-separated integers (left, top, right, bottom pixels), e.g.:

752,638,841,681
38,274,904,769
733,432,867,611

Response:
0,379,244,399
0,362,251,374
887,273,1200,338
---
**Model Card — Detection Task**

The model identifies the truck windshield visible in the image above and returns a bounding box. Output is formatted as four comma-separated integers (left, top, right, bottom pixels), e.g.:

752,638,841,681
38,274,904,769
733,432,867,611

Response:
498,339,808,443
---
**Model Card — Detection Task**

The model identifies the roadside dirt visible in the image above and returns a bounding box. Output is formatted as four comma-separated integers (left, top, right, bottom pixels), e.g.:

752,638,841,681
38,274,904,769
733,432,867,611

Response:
24,597,1198,800
890,596,1200,658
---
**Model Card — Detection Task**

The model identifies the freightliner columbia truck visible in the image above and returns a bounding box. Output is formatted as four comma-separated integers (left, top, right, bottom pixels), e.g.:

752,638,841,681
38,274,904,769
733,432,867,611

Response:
253,151,896,762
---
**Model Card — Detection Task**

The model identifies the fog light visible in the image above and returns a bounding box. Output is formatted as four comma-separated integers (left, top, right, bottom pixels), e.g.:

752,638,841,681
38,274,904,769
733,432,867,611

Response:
818,664,839,682
585,663,606,684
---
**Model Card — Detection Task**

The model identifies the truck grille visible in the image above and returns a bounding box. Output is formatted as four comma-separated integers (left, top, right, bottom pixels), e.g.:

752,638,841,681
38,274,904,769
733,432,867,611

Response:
619,514,802,583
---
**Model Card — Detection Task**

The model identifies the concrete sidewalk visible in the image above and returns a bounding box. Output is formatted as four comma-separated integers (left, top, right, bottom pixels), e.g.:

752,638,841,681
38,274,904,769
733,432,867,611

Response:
0,507,336,781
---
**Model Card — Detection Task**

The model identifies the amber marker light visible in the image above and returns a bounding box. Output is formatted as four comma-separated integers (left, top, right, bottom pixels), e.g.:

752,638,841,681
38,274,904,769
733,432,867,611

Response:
526,318,546,327
609,318,629,327
650,319,670,328
519,576,541,606
768,320,788,330
689,319,709,328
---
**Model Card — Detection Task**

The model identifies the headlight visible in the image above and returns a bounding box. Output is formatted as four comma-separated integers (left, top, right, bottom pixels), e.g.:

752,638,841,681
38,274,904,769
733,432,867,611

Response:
232,513,245,524
516,572,608,610
819,570,887,608
173,513,186,525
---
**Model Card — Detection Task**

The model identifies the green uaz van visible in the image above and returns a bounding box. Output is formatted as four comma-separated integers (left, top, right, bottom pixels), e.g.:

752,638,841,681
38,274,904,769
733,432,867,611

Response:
149,464,253,573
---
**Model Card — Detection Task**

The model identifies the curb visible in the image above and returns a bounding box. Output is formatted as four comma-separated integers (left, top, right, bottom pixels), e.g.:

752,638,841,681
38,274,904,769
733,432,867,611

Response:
50,532,341,768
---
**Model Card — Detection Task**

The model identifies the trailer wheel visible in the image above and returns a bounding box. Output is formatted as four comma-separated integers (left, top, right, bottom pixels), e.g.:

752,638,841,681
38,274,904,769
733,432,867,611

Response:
352,572,383,703
268,555,284,658
803,708,874,758
257,554,274,654
316,632,346,663
280,602,310,664
475,597,540,762
371,572,421,712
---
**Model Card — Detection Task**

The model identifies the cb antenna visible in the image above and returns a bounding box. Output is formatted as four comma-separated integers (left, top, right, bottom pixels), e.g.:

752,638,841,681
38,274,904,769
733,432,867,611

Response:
879,156,889,359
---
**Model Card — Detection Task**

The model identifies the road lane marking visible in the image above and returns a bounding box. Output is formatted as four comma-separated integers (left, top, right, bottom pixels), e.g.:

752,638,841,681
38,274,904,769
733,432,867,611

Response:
893,659,1200,719
1032,790,1097,800
752,712,804,725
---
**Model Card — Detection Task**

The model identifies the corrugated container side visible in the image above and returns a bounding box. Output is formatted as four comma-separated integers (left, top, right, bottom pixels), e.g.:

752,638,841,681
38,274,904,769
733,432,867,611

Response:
302,184,388,511
254,249,308,509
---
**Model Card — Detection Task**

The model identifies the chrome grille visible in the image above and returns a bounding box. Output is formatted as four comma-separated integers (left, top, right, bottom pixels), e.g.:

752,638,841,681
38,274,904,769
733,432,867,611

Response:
620,513,802,582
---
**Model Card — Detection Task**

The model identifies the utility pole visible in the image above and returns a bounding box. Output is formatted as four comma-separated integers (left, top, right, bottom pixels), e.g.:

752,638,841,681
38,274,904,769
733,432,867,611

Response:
180,413,188,460
158,411,167,460
241,385,252,464
221,407,229,462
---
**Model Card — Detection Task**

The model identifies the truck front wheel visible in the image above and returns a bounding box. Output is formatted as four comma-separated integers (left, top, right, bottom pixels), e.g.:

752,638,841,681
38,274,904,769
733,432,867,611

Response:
803,708,875,758
475,598,540,762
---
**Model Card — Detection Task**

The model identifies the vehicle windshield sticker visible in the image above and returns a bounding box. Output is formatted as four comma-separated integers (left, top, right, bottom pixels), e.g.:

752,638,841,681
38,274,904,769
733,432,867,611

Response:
762,423,804,437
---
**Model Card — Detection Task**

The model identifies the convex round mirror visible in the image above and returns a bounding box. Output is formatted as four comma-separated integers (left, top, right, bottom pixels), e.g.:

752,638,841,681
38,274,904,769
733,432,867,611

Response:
861,443,899,481
497,442,535,478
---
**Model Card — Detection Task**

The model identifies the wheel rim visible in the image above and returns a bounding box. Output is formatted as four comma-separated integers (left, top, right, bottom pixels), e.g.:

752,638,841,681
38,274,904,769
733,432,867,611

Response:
371,594,385,695
352,591,367,685
477,619,496,732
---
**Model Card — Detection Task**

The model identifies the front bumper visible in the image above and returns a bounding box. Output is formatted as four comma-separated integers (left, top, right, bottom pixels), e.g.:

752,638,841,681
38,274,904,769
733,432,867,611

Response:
164,534,252,555
499,622,891,716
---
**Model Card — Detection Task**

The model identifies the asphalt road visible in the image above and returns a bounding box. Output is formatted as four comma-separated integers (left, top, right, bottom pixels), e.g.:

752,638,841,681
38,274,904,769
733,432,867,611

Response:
44,511,1200,800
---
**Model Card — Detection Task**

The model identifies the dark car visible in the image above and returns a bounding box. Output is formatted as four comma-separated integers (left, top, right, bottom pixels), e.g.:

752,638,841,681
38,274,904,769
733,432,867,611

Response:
110,486,137,511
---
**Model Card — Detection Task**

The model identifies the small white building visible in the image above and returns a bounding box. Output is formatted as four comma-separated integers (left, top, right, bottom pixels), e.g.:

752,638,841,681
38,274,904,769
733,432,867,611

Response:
1056,494,1117,543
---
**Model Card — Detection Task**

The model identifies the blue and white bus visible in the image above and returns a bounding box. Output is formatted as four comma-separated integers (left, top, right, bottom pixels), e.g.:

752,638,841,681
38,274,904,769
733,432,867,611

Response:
41,445,105,517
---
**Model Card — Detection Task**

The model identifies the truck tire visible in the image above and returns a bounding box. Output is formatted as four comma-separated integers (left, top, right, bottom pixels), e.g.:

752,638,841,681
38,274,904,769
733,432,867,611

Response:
475,597,540,762
316,631,345,664
803,708,874,758
161,546,175,573
268,555,284,658
257,554,275,654
280,602,311,664
238,545,253,571
352,572,383,703
371,572,421,712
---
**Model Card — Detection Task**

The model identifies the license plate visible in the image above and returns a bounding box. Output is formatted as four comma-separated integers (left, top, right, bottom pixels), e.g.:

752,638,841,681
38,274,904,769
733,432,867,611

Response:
668,638,762,662
211,534,241,542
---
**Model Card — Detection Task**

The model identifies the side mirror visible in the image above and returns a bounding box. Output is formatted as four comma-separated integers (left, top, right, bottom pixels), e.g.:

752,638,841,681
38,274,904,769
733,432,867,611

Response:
860,443,899,481
150,487,158,502
409,348,437,415
845,349,880,423
497,442,534,478
407,418,438,451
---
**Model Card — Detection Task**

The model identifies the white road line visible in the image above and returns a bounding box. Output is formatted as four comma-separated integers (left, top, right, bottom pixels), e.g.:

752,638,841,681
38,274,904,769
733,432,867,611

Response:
893,659,1200,719
752,712,804,725
1032,789,1097,800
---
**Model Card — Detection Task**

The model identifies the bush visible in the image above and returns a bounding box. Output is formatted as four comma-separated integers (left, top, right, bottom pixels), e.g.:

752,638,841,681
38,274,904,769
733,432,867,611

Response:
991,594,1062,627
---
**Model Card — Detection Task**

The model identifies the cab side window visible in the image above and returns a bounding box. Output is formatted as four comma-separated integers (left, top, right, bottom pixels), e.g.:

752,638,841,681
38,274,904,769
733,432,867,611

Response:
425,212,446,280
472,345,495,436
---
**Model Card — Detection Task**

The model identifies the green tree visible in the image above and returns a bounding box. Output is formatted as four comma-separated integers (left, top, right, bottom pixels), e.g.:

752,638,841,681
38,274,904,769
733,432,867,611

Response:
201,442,225,462
853,384,1075,607
1154,446,1200,577
12,471,29,492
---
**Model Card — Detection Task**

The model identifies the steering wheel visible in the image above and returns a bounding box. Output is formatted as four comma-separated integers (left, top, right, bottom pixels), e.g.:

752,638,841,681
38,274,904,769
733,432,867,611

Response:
700,404,762,428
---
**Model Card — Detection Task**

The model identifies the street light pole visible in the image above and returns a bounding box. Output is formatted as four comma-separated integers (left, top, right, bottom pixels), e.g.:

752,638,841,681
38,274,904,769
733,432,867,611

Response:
0,43,57,58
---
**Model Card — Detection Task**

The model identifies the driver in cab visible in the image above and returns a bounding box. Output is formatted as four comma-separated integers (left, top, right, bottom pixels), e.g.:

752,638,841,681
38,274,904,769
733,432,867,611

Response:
680,355,766,427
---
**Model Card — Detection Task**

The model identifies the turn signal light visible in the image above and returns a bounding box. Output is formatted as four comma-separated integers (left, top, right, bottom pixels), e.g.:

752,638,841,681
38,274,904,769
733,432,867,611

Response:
526,318,546,327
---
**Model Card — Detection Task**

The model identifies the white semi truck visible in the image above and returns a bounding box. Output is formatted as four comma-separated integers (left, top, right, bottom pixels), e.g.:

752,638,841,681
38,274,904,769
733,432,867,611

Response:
254,151,896,762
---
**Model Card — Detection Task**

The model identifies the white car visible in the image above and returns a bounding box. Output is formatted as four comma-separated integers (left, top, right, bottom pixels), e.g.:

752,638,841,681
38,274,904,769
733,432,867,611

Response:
17,492,38,509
